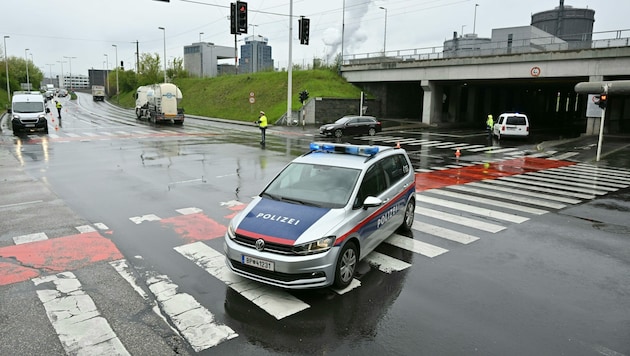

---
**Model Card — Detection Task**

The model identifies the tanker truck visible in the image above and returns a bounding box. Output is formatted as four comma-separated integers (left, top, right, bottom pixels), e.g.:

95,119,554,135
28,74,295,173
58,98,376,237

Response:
135,83,184,125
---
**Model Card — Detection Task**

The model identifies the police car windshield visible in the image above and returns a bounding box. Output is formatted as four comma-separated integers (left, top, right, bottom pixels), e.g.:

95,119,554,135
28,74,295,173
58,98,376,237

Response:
263,162,361,209
13,102,44,113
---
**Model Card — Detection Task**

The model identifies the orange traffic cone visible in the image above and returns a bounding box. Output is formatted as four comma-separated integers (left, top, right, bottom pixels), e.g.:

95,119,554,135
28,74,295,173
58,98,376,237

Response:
455,148,461,158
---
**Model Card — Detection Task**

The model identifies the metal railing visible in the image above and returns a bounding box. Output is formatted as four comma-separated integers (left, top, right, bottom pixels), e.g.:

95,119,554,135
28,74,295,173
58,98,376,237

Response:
342,29,630,66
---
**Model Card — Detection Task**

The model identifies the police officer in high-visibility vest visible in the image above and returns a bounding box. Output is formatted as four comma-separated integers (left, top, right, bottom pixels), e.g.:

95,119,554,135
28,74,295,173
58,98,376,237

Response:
256,111,268,145
486,114,494,139
55,100,63,127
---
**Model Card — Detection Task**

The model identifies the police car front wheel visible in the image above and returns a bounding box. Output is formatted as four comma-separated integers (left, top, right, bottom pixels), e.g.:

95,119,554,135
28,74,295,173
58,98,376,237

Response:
334,241,357,289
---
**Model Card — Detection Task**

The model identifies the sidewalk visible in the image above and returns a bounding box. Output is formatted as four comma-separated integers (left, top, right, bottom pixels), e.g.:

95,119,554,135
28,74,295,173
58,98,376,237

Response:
537,134,630,166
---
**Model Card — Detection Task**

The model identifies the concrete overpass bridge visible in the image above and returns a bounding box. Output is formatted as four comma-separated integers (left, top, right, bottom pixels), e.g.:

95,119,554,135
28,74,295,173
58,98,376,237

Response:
340,35,630,135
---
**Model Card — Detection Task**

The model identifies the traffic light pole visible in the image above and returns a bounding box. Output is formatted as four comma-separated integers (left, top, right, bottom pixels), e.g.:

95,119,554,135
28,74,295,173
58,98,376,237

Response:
286,0,293,126
595,83,609,162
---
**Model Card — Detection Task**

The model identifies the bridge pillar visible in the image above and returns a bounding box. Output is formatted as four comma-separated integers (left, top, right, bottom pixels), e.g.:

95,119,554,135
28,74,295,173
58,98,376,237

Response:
421,80,441,125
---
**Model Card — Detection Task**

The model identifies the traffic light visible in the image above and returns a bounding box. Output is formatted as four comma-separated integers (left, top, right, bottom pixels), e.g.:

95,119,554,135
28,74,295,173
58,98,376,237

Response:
299,17,310,45
230,3,237,34
597,93,608,109
236,1,248,34
299,90,309,104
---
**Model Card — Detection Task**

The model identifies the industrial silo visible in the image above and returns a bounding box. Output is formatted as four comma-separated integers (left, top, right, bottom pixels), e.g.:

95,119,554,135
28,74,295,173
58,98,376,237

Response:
531,0,595,49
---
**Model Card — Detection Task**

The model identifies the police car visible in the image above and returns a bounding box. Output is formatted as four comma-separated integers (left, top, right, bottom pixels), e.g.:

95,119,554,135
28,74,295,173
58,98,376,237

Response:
224,142,416,289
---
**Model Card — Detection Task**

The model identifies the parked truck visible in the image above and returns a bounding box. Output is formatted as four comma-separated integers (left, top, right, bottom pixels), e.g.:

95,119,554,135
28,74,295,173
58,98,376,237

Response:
135,83,184,125
92,85,106,101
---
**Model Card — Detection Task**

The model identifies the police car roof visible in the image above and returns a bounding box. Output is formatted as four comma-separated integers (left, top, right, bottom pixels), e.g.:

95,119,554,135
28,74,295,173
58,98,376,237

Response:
294,144,397,170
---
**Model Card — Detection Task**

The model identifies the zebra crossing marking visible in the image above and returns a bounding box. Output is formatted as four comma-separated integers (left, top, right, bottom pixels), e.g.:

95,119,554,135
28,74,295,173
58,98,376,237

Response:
498,176,605,196
33,272,131,355
468,181,582,204
414,206,506,233
13,232,48,245
551,166,630,184
529,171,628,189
449,183,566,209
385,233,449,257
146,273,238,351
428,189,549,215
363,252,412,273
412,221,480,244
548,152,580,160
417,194,529,223
519,173,617,193
174,241,310,320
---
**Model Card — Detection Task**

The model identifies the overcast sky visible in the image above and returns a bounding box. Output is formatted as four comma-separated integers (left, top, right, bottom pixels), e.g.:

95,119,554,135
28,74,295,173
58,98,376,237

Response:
2,0,629,78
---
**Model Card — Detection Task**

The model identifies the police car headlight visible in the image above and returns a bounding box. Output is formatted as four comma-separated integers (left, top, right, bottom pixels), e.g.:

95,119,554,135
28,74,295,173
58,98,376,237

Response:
293,236,336,255
227,222,236,240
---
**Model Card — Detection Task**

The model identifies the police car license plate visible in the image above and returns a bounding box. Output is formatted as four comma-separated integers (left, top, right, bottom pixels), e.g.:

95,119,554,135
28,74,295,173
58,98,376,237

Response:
242,255,274,271
25,124,35,127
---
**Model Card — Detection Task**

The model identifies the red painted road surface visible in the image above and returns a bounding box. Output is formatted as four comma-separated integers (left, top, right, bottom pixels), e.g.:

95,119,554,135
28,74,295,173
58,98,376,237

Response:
0,231,123,286
415,157,575,192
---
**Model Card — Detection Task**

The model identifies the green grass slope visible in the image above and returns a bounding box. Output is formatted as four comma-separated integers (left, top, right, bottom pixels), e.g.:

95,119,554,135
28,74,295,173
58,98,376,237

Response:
117,69,364,124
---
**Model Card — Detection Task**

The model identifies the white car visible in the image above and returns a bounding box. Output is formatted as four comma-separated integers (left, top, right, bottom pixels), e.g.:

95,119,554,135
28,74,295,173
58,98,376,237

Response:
224,142,416,289
493,113,530,139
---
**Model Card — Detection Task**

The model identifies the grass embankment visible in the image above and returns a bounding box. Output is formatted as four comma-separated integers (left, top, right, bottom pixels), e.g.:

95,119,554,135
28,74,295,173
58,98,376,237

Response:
116,69,363,124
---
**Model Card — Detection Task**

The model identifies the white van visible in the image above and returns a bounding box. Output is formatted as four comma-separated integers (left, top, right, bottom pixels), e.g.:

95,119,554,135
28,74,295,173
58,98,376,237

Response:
493,113,529,139
9,91,50,135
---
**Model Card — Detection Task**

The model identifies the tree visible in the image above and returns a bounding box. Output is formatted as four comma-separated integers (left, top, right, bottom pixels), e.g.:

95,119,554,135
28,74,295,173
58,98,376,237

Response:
166,57,188,81
138,53,162,85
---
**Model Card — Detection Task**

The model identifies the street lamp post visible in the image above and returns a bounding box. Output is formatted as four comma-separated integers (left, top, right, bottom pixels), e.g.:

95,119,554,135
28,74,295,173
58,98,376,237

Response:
158,27,167,83
379,6,387,54
63,56,76,90
25,48,30,91
3,35,9,102
112,44,119,103
473,4,479,35
103,54,108,92
57,60,66,89
46,63,54,86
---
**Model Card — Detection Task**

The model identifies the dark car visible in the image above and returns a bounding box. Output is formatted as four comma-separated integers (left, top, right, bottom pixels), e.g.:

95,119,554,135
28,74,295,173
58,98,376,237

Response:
319,115,382,138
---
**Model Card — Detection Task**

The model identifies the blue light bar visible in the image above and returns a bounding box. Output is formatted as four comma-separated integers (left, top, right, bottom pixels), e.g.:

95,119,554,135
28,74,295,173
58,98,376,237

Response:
309,142,379,156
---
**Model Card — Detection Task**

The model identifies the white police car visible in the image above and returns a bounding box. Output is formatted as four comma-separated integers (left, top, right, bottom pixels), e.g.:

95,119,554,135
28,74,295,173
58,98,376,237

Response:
224,142,416,289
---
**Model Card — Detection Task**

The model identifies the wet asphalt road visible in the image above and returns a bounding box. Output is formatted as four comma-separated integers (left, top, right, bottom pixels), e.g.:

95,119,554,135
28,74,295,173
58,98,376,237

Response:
0,93,629,355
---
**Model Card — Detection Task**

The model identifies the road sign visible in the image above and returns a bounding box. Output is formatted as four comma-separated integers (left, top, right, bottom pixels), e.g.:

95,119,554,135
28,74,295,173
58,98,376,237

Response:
250,92,255,97
249,97,255,104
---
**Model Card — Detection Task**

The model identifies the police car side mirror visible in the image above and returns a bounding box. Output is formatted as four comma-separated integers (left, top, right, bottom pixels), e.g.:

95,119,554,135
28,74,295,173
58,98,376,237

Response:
46,108,50,113
7,108,11,114
362,196,382,210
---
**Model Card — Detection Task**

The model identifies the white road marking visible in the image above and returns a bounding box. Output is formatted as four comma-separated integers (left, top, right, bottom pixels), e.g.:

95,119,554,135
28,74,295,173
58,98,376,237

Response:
76,225,97,233
530,170,628,189
412,221,480,244
146,273,238,351
518,173,616,193
417,194,529,223
548,152,579,160
129,214,161,224
364,251,412,273
414,206,506,233
499,176,607,196
448,184,566,210
485,179,594,200
176,207,203,215
174,242,310,320
551,167,630,184
385,233,449,257
467,181,581,204
65,133,80,138
427,189,548,215
13,232,48,244
33,272,130,355
94,222,109,230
